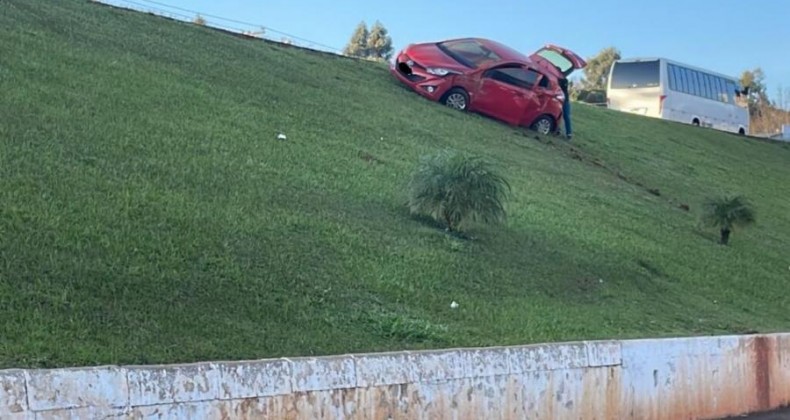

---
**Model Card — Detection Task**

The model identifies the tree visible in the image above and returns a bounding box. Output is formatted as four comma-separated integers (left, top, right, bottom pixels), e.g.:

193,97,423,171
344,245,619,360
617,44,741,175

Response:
408,150,511,233
701,195,756,245
740,68,769,114
192,14,206,26
366,21,393,60
343,22,369,58
581,47,621,90
740,68,767,100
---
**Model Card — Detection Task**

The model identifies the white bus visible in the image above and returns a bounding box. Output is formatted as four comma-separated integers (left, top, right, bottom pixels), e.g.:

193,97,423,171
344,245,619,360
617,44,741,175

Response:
606,57,749,135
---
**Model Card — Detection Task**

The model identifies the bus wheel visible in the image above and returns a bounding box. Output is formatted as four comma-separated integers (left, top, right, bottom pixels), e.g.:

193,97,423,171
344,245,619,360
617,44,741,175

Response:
692,119,700,127
738,128,746,136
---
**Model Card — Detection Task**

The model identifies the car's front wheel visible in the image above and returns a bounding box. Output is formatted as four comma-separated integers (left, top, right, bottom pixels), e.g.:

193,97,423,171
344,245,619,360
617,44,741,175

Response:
530,115,555,135
441,88,469,111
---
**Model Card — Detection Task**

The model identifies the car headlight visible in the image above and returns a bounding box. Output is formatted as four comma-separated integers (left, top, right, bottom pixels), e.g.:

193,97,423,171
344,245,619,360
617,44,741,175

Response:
426,68,457,76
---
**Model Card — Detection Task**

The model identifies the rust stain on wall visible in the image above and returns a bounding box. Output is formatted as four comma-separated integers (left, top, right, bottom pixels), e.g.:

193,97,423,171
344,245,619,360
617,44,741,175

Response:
754,335,772,410
769,335,790,410
603,367,622,420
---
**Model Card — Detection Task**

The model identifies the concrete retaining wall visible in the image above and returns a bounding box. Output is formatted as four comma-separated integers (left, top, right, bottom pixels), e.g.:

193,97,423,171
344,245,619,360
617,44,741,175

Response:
2,334,789,419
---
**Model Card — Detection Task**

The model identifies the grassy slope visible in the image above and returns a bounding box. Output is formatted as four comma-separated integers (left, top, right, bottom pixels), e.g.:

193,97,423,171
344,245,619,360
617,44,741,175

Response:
1,0,789,368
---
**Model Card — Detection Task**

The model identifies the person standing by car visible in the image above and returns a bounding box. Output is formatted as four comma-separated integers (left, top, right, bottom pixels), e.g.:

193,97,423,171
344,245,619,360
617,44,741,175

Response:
558,77,573,140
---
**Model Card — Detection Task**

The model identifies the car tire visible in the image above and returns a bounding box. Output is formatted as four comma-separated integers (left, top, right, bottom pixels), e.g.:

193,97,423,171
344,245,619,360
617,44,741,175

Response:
530,115,555,135
441,88,469,111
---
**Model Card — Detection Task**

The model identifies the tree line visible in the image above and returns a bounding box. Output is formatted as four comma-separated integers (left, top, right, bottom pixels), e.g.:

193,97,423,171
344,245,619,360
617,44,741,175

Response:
343,21,393,61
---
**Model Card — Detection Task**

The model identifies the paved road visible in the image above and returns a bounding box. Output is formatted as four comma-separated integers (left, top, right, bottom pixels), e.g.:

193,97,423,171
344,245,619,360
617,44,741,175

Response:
717,407,790,419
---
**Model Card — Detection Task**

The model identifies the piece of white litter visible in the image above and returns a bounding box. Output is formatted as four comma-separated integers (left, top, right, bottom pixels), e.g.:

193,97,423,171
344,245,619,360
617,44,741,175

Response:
450,301,459,309
277,133,287,140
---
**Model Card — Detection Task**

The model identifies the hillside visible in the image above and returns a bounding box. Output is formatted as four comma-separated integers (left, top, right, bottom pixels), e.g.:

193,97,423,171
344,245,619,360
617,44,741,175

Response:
1,0,789,368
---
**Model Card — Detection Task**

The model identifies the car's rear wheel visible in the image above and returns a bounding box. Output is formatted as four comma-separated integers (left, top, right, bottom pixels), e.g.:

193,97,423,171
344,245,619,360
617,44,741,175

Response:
530,115,555,135
442,88,469,111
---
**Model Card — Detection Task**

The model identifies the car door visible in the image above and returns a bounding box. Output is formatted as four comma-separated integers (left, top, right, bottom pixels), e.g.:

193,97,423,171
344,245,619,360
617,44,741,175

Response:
530,45,587,77
526,71,559,123
472,64,541,126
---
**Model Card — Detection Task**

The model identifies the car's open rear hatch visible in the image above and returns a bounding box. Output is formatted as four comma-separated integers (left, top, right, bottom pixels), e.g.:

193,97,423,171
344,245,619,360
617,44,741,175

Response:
530,45,587,77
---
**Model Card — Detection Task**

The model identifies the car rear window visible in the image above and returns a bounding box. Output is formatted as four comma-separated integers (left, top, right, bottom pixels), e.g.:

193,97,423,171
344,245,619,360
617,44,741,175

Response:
537,50,573,74
610,60,660,89
438,40,502,69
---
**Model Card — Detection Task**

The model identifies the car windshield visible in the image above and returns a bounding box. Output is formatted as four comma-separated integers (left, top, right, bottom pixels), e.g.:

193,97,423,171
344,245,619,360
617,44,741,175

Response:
437,39,503,69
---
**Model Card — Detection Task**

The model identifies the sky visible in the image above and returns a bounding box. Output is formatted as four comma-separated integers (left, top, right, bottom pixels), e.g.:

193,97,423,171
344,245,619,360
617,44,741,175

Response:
113,0,790,100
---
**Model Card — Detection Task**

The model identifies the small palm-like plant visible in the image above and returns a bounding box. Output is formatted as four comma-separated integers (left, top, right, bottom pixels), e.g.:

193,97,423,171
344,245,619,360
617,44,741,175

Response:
408,150,511,233
701,195,756,245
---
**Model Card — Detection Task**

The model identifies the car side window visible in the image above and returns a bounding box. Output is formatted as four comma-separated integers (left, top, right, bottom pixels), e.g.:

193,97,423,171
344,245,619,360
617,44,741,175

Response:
538,73,550,88
485,66,538,90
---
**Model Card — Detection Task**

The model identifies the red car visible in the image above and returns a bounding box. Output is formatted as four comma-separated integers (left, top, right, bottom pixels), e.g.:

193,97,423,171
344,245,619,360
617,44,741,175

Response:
390,38,586,134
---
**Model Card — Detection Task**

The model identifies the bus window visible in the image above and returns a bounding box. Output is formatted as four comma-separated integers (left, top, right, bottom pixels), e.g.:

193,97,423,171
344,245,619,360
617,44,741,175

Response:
678,66,688,93
695,71,705,98
670,65,682,92
703,74,714,100
683,69,693,96
726,81,736,103
686,69,697,96
610,60,660,89
716,77,728,102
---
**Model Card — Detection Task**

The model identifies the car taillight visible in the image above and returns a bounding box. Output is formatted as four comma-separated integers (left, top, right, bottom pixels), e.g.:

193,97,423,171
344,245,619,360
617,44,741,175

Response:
659,95,667,113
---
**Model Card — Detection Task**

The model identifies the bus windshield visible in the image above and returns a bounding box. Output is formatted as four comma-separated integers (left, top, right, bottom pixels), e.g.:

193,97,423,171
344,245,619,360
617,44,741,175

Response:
610,60,660,89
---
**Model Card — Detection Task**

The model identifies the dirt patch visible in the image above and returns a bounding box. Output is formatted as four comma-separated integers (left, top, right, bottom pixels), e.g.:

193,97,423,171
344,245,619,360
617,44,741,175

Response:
526,132,687,210
358,150,383,164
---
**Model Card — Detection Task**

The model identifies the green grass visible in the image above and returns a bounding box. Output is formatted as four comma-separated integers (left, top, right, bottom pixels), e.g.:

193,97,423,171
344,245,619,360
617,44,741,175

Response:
2,0,790,368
